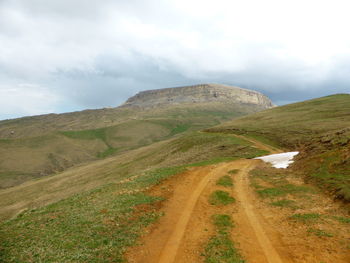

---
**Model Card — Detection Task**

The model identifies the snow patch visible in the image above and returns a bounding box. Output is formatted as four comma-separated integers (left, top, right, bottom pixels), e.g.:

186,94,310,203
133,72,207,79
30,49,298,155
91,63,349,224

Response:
254,152,299,169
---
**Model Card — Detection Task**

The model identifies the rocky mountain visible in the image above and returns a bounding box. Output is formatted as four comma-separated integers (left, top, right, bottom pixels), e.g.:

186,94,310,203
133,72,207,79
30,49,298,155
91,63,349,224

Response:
122,83,274,109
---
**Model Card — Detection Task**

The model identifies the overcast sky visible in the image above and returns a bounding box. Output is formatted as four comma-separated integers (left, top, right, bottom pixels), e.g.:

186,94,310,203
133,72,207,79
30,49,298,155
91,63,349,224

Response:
1,0,350,120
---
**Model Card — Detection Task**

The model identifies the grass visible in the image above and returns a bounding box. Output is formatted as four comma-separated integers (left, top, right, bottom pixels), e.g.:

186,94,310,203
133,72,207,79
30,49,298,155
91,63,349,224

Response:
250,167,317,213
172,132,250,153
0,113,278,261
307,228,333,237
202,214,244,263
332,216,350,224
256,184,315,198
97,147,119,158
169,124,191,136
257,187,285,198
208,94,350,202
0,165,185,262
0,117,270,190
270,199,298,209
309,157,350,201
290,213,322,223
209,190,235,206
124,167,187,189
0,130,270,221
213,214,234,228
61,128,108,142
216,176,233,187
228,169,239,175
187,157,237,167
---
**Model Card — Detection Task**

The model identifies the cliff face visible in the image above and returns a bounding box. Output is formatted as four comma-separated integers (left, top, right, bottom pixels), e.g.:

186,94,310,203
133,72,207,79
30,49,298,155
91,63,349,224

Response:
122,84,274,109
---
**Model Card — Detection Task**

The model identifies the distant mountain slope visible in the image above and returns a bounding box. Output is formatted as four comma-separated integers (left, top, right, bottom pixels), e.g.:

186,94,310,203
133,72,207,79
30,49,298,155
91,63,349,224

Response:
0,84,273,139
0,84,273,188
208,94,350,201
122,83,274,108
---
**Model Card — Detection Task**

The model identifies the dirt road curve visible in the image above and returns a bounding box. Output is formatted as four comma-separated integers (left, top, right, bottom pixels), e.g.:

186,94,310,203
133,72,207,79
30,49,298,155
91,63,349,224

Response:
127,136,291,262
127,162,293,262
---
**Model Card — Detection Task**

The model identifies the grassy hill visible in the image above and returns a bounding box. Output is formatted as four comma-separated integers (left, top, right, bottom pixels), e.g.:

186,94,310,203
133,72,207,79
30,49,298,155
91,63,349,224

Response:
0,131,267,262
208,94,350,201
0,102,265,189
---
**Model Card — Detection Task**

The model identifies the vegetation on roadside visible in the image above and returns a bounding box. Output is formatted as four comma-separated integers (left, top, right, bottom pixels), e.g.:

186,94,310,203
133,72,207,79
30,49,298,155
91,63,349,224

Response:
290,213,322,223
0,166,185,262
332,216,350,224
307,228,333,237
257,184,314,198
270,199,298,209
250,168,316,201
202,214,244,263
187,157,237,167
208,94,350,202
209,190,235,206
249,164,350,253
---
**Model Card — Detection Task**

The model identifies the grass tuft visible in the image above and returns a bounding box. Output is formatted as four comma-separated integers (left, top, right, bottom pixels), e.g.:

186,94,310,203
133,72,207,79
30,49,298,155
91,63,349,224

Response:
216,175,233,187
256,184,315,198
290,213,321,223
212,214,234,229
270,199,298,209
203,214,244,263
332,216,350,224
307,228,333,237
257,187,285,198
209,190,235,206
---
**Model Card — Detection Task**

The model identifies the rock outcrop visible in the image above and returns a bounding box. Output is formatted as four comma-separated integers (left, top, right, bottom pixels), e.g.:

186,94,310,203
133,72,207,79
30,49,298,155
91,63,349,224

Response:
122,84,274,109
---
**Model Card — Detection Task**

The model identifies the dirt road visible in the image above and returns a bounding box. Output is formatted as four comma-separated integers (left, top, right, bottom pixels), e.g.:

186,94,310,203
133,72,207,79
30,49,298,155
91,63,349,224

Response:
126,135,349,262
127,158,292,262
234,161,291,263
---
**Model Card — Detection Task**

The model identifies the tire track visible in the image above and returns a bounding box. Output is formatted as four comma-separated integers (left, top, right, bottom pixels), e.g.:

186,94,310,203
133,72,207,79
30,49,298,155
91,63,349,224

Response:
158,164,230,263
234,161,285,263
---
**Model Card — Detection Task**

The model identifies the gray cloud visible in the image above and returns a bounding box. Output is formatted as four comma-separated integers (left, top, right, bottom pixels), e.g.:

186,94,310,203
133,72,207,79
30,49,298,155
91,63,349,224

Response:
0,0,349,119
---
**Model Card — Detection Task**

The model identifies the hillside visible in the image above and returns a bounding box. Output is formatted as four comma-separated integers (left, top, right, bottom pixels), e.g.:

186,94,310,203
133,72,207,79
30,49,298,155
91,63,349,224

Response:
0,84,273,189
0,94,349,263
208,94,350,201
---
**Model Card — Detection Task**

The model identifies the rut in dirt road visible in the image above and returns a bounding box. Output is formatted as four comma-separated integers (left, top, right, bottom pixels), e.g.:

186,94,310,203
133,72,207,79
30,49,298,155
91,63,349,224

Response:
234,162,286,263
157,165,229,263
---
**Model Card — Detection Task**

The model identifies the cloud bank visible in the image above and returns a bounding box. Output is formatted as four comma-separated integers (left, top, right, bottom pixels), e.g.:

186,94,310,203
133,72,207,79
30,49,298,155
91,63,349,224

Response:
0,0,350,119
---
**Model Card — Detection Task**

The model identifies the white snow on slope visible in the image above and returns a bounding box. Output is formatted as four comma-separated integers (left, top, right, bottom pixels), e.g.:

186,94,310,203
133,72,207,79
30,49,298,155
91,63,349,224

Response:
254,152,299,169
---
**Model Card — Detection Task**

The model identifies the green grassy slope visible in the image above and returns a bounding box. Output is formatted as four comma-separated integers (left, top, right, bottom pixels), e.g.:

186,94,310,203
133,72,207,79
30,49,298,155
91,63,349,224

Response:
0,132,267,262
0,102,265,189
0,131,267,222
208,94,350,201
